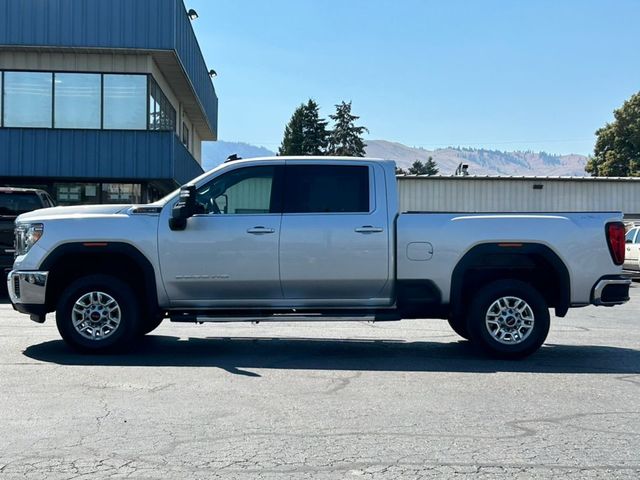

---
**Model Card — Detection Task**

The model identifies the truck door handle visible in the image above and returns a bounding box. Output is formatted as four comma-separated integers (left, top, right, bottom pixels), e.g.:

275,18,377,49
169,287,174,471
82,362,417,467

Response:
355,226,384,234
247,226,275,234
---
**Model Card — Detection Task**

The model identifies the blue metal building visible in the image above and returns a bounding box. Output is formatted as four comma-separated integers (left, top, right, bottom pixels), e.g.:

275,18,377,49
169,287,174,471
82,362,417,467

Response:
0,0,218,204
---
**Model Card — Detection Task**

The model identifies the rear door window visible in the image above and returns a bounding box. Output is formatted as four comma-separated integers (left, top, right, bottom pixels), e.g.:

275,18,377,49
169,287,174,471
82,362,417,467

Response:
284,165,370,213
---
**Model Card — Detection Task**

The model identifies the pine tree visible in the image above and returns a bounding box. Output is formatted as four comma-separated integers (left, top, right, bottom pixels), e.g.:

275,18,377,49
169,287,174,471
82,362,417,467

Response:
424,156,439,175
407,157,439,175
279,100,329,156
408,160,426,175
328,101,368,157
301,99,329,155
278,104,305,156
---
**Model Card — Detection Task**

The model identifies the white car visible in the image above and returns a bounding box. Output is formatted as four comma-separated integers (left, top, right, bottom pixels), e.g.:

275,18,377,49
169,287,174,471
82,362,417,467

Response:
624,226,640,271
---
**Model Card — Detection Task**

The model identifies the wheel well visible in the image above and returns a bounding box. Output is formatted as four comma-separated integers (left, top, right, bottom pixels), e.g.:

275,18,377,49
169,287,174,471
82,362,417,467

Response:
451,244,570,319
41,244,159,316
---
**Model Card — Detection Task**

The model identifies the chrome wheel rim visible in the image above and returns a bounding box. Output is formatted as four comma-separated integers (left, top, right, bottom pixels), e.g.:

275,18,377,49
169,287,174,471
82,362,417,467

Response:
485,296,535,345
71,291,121,341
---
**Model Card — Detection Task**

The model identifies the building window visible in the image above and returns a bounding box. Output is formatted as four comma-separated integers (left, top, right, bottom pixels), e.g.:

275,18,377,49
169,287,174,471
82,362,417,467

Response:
148,77,176,131
102,183,142,204
54,73,101,129
182,122,190,149
0,71,182,141
53,182,142,205
103,74,147,130
3,72,53,128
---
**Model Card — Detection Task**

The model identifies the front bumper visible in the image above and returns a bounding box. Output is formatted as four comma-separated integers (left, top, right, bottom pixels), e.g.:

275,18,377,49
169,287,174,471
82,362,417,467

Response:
591,275,631,306
7,270,49,322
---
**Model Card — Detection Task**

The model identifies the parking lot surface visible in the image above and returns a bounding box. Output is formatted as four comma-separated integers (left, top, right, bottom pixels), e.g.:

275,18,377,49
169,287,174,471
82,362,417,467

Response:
1,289,639,479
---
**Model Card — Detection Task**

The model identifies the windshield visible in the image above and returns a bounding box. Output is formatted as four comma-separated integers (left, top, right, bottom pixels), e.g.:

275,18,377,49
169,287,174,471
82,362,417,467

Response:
0,192,43,216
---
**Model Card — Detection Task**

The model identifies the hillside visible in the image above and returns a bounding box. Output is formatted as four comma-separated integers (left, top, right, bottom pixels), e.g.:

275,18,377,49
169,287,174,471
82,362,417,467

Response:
365,140,588,176
202,141,275,171
201,140,589,176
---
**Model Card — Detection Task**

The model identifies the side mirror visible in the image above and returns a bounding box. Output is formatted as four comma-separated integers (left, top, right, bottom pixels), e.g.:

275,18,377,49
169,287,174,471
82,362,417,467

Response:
169,185,196,231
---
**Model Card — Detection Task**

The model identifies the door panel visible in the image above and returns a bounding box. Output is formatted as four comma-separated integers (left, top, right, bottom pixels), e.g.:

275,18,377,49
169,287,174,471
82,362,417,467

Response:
158,164,283,306
159,215,282,304
279,163,390,304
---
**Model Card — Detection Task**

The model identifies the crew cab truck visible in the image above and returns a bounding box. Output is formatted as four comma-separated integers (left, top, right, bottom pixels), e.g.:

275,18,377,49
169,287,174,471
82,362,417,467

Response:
7,157,631,358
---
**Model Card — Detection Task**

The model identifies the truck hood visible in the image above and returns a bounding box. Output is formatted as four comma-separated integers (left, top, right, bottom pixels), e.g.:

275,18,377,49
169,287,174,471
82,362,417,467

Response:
17,204,132,222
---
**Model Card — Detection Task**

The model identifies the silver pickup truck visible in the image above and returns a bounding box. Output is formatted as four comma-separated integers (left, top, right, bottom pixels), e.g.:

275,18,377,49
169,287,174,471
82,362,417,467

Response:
7,157,631,358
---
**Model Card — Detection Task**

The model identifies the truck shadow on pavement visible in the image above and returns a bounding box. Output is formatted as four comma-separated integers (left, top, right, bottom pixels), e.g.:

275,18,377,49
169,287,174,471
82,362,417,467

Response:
22,335,640,376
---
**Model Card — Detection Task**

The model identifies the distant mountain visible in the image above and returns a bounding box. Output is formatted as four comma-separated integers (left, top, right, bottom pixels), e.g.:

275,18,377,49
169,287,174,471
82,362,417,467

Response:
365,140,588,176
202,141,275,170
200,139,589,176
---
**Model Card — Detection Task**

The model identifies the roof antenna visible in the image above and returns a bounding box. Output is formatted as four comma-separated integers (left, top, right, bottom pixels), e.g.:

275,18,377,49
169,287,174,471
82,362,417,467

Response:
225,154,242,163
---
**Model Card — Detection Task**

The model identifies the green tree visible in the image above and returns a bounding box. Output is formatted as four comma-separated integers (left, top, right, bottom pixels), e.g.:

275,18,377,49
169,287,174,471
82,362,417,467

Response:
328,101,368,157
424,156,439,175
407,157,438,175
301,99,329,155
278,104,305,156
586,91,640,176
278,99,329,156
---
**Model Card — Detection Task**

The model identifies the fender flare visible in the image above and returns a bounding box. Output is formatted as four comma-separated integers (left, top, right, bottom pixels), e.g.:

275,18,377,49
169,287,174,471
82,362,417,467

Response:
40,242,159,313
450,242,571,318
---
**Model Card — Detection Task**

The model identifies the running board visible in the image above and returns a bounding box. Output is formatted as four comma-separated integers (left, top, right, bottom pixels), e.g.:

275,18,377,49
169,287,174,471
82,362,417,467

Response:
169,311,401,323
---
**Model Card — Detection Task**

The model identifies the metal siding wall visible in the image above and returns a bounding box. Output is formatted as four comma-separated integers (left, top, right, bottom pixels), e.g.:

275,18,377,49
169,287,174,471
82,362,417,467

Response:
0,51,152,73
0,129,197,181
173,138,205,185
172,0,219,135
398,177,640,215
0,0,174,50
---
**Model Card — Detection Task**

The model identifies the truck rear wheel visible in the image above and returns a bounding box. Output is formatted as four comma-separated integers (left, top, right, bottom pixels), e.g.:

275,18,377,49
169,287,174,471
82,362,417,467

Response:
465,279,550,359
55,274,141,353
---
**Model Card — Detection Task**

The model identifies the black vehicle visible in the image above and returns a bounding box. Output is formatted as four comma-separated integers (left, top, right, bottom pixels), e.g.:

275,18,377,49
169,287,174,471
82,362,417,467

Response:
0,187,55,276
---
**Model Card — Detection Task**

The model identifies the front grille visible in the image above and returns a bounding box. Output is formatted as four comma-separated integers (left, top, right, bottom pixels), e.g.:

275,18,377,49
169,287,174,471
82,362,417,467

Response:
13,275,20,300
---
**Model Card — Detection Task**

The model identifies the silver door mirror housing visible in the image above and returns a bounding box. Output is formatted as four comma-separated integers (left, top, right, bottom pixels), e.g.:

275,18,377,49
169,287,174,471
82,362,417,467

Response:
169,185,197,231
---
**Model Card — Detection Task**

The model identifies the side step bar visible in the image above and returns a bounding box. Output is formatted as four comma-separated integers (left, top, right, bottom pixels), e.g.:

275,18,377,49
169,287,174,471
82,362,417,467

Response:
169,310,401,323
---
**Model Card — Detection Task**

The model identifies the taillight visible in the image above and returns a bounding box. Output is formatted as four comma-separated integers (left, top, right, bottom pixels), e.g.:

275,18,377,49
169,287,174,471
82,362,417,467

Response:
606,222,625,266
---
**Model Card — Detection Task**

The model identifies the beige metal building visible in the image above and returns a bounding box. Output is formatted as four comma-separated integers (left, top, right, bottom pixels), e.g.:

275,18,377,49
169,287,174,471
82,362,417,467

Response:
397,176,640,219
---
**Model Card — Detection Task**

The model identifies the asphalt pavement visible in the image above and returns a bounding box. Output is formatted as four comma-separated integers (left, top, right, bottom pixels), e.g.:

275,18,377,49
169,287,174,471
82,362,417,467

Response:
0,288,639,479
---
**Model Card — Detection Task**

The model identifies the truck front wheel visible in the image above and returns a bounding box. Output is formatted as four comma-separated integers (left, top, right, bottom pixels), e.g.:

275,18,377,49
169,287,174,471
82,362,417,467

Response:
447,316,469,340
55,274,141,353
465,279,550,359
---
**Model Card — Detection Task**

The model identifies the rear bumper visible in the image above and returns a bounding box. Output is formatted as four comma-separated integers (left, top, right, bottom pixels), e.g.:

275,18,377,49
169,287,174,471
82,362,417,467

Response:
591,275,631,306
7,270,49,322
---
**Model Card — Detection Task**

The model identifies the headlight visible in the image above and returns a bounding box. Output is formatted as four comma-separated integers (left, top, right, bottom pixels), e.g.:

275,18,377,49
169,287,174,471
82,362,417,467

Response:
15,223,44,256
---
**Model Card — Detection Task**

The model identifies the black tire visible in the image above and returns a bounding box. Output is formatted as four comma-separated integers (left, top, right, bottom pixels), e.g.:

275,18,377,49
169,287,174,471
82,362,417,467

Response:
465,279,550,359
56,274,141,353
140,315,164,336
447,316,469,340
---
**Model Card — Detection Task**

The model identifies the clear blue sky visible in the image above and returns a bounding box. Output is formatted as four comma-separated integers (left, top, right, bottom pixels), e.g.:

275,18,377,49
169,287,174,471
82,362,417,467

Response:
189,0,640,155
